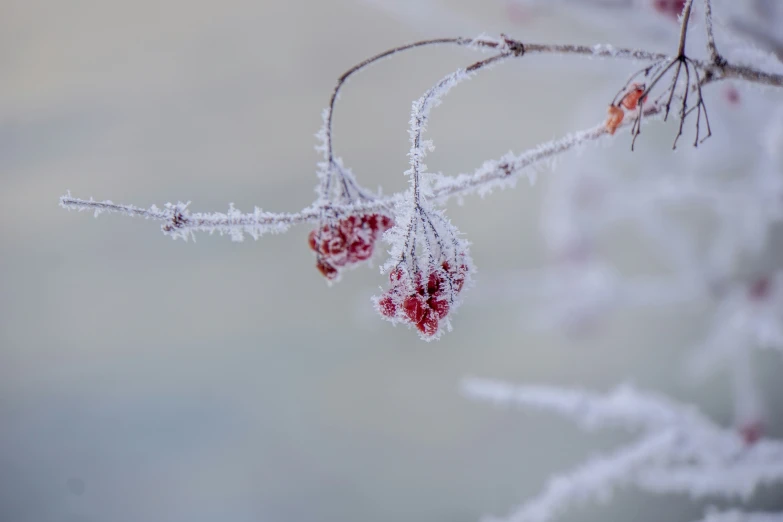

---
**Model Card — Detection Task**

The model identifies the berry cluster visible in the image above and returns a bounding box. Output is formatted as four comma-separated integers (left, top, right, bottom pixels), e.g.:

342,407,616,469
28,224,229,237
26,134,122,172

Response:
308,214,393,279
376,260,469,338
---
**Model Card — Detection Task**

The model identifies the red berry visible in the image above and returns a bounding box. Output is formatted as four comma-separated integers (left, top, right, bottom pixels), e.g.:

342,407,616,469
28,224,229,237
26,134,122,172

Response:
429,297,450,319
390,268,405,284
653,0,685,19
339,216,361,240
316,259,338,280
416,310,439,336
403,294,427,324
452,275,465,293
379,215,393,230
348,237,374,262
378,295,397,317
427,272,442,294
324,233,346,257
308,230,318,251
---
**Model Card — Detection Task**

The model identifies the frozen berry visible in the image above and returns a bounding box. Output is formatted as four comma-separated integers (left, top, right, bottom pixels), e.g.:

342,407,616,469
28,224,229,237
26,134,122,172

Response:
403,294,427,324
429,297,450,319
416,310,440,336
316,259,338,280
378,295,397,317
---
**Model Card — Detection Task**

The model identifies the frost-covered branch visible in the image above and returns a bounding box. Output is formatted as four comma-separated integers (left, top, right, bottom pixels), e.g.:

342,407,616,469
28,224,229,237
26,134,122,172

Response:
463,378,783,522
485,430,680,522
693,510,783,522
59,193,315,241
701,0,724,65
61,11,783,339
461,378,709,432
58,107,651,242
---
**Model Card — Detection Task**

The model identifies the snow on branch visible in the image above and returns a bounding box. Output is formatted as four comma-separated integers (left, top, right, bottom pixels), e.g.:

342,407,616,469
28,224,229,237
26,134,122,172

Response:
59,193,314,242
463,377,783,522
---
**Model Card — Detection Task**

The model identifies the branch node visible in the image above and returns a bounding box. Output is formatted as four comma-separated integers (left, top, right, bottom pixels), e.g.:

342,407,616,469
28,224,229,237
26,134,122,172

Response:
501,34,525,57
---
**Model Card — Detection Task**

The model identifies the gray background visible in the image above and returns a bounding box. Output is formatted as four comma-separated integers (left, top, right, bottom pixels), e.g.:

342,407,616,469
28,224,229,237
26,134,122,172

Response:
1,1,781,521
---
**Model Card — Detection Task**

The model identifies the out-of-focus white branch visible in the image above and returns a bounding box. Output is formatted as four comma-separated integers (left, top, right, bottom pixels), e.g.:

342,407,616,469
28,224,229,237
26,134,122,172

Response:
693,509,783,522
463,378,783,522
461,378,708,432
483,430,679,522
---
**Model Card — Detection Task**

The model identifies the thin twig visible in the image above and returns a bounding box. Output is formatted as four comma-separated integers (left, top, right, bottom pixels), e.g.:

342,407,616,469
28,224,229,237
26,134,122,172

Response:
702,0,725,65
677,0,695,58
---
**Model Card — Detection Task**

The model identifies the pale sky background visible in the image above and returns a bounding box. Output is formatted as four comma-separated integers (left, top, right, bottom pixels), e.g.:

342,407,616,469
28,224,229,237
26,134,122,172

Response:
1,1,781,521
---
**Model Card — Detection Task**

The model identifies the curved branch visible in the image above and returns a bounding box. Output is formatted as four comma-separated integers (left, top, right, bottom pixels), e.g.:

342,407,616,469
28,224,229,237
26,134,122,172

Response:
60,34,783,241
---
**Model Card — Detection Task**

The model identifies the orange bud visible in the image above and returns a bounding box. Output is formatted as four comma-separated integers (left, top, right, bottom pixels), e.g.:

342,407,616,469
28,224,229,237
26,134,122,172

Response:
606,105,624,135
621,84,647,111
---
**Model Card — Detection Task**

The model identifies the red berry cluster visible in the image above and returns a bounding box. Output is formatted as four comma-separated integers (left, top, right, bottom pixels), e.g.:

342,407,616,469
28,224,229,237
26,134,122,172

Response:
376,261,469,337
653,0,686,20
308,214,393,279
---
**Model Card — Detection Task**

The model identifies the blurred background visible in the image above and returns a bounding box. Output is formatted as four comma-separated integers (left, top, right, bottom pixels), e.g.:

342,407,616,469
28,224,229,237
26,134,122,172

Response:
1,1,781,521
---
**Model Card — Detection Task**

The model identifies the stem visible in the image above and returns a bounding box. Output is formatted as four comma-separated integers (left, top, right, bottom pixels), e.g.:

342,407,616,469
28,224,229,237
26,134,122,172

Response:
321,37,494,200
719,63,783,88
319,36,669,200
702,0,724,65
409,53,510,207
61,35,783,240
677,0,695,58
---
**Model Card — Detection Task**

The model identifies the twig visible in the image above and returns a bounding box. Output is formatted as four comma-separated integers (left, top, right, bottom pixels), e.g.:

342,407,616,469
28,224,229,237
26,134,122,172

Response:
61,34,783,239
702,0,725,66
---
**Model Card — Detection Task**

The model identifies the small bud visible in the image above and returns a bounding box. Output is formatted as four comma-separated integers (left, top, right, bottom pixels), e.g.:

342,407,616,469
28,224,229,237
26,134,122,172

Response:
621,84,647,111
606,105,624,135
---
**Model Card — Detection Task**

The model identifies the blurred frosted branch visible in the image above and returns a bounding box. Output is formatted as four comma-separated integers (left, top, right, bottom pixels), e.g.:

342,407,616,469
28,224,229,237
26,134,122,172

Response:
693,510,783,522
463,378,783,522
462,378,708,432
